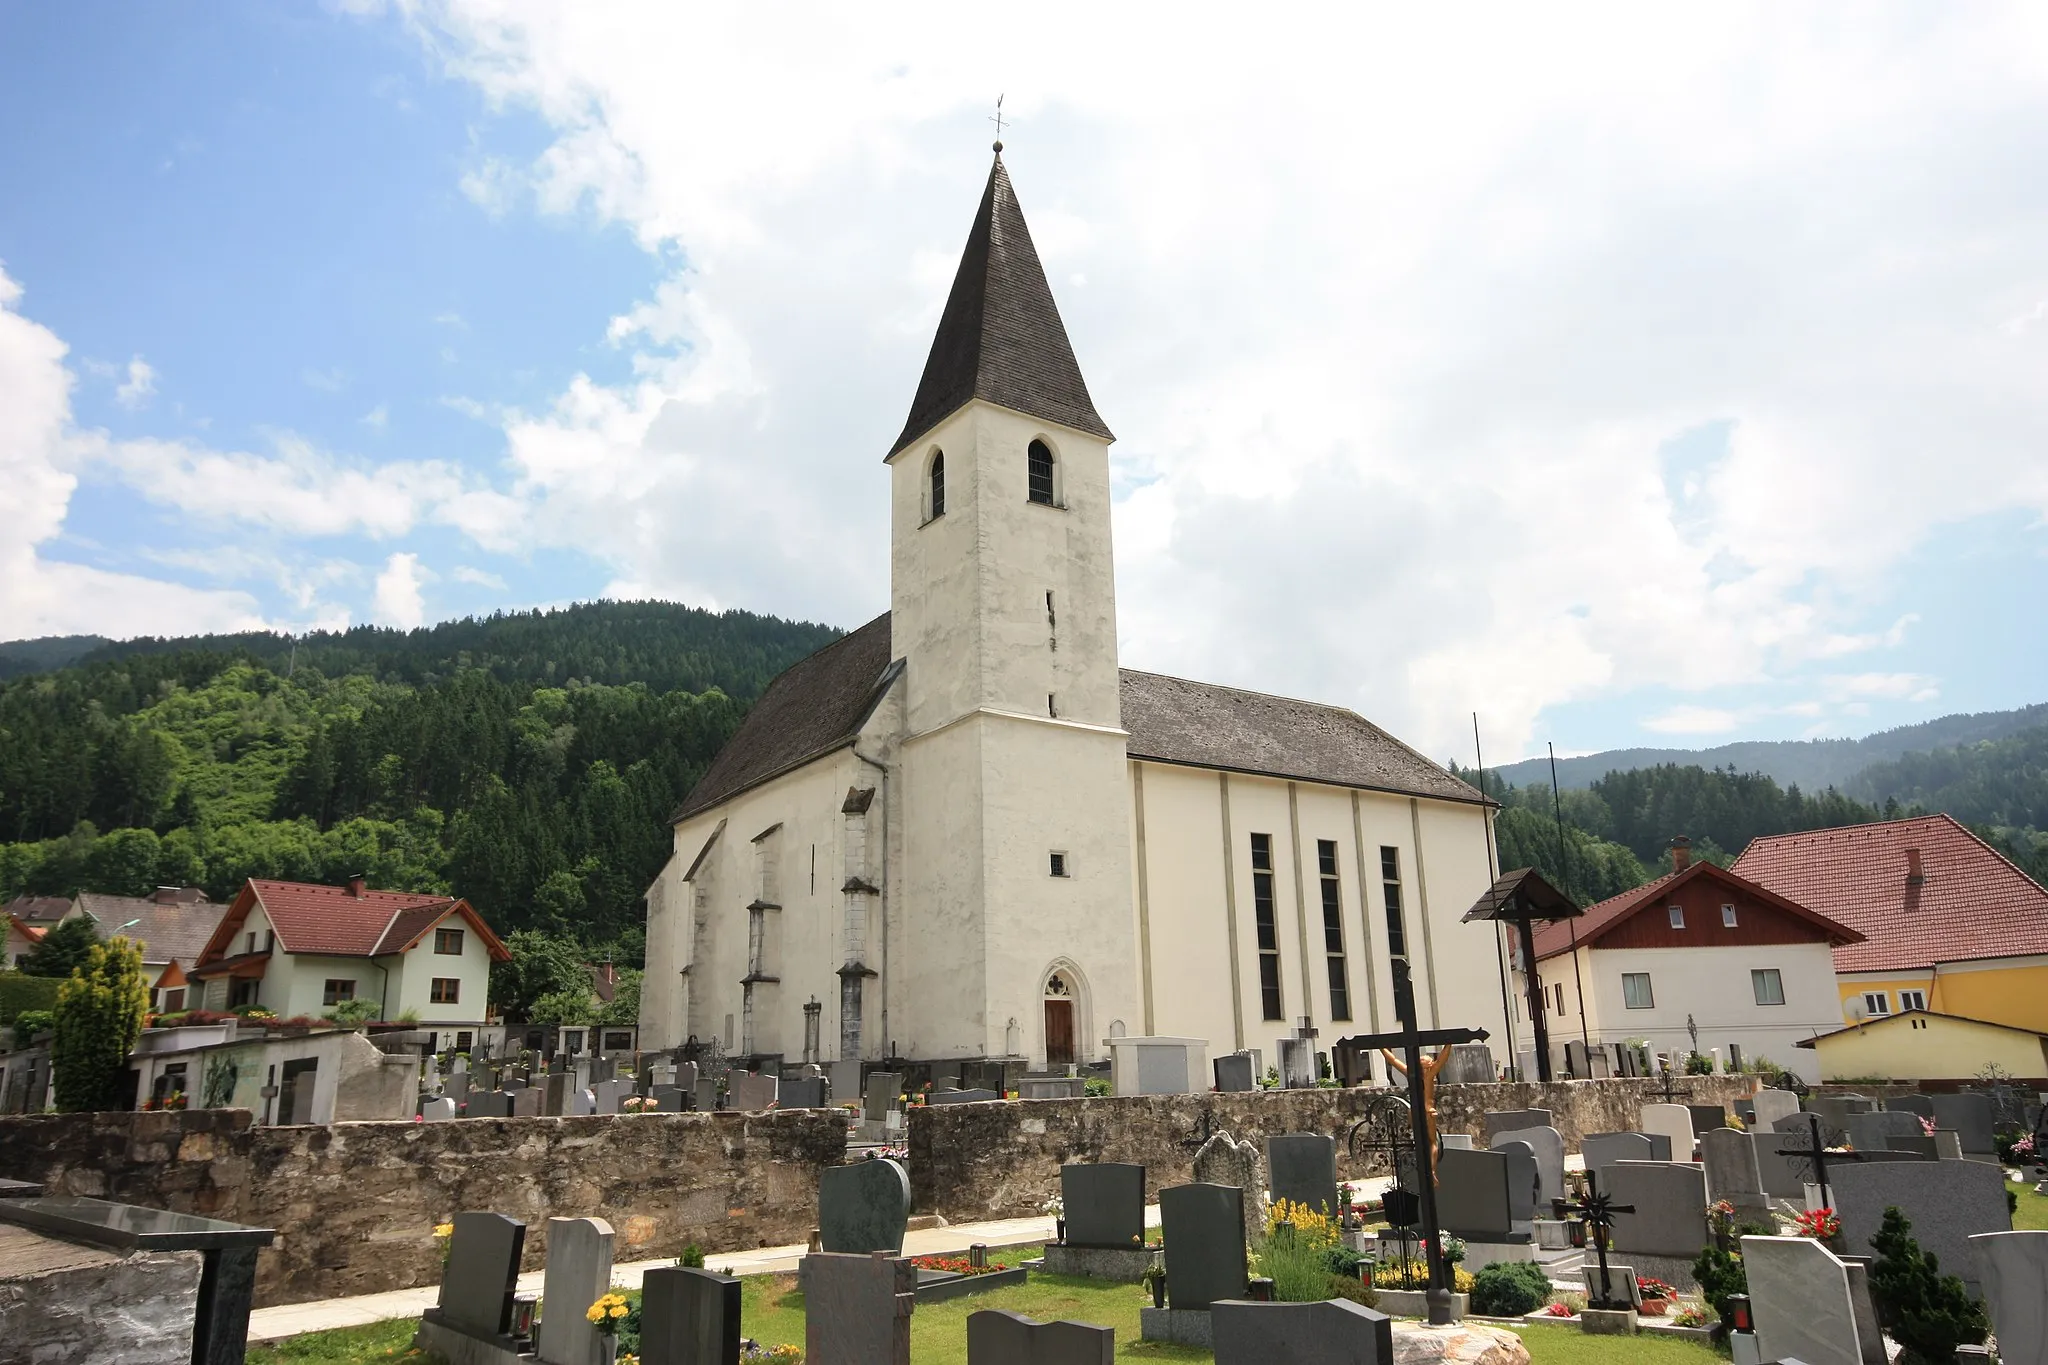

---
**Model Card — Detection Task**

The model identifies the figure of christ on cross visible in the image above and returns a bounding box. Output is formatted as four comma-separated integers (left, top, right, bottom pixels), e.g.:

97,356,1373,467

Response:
1378,1041,1454,1155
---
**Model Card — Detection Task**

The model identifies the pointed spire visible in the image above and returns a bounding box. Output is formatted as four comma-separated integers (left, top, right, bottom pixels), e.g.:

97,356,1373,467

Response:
890,150,1112,456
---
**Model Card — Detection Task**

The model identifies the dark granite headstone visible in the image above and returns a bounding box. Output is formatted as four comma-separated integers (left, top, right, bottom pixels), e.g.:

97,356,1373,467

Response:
437,1212,525,1338
467,1091,514,1118
1607,1161,1709,1259
511,1087,543,1119
652,1085,684,1113
966,1309,1115,1365
1211,1298,1394,1365
928,1088,999,1105
1213,1053,1257,1093
1849,1110,1925,1153
781,1076,828,1109
543,1073,571,1116
803,1252,914,1365
1159,1183,1249,1310
1061,1164,1145,1249
1932,1093,1996,1155
640,1264,741,1365
1266,1134,1340,1218
1888,1093,1936,1118
1434,1147,1515,1242
1832,1159,2011,1296
819,1158,912,1254
695,1077,718,1112
1687,1103,1729,1135
865,1072,904,1121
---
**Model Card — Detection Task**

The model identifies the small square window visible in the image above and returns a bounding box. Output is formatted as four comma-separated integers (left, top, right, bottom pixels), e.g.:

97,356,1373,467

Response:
1752,968,1785,1006
1049,852,1069,878
1898,989,1926,1012
434,927,464,955
1861,991,1890,1017
1721,903,1737,928
322,979,356,1006
430,977,461,1004
1622,972,1655,1009
1668,905,1685,929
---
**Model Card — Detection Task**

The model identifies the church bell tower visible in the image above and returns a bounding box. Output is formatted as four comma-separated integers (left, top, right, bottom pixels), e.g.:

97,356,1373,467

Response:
883,145,1139,1064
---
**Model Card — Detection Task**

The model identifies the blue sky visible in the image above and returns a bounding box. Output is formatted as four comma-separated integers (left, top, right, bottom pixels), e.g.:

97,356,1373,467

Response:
3,5,2046,762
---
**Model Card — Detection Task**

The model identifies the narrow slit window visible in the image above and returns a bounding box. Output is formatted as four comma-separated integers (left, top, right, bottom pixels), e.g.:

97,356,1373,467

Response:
928,450,946,518
1380,846,1407,959
1028,439,1055,505
1252,833,1283,1020
1317,839,1349,1021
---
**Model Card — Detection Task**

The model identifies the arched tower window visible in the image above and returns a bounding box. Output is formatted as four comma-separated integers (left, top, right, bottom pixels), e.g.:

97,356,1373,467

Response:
927,449,946,519
1027,439,1056,506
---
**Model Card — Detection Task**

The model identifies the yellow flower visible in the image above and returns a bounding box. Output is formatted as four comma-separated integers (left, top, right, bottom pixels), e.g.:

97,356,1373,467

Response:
433,1223,454,1239
586,1305,605,1324
610,1305,628,1319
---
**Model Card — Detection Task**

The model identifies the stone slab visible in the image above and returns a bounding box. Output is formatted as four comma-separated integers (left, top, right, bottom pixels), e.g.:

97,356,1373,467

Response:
1060,1163,1145,1249
1434,1147,1514,1243
422,1097,457,1122
1267,1133,1341,1217
966,1309,1115,1365
1701,1127,1766,1209
1751,1090,1800,1128
1213,1053,1256,1093
1752,1129,1806,1199
639,1264,741,1365
536,1216,612,1365
1211,1298,1393,1365
802,1252,913,1365
1480,1109,1552,1144
781,1077,828,1109
1970,1230,2048,1365
1159,1182,1247,1310
1742,1234,1862,1365
819,1159,912,1256
1847,1109,1924,1153
437,1212,524,1340
1138,1307,1212,1349
1488,1126,1564,1210
1037,1244,1157,1282
1686,1103,1728,1135
927,1088,999,1106
1581,1132,1655,1184
1637,1105,1695,1160
1191,1131,1261,1193
1606,1161,1708,1259
1932,1093,1996,1155
1831,1158,2010,1295
864,1072,904,1122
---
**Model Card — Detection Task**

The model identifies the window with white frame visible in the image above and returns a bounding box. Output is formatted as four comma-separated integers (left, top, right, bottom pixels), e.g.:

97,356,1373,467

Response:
1622,972,1655,1009
1861,991,1890,1016
1721,903,1738,927
1751,968,1785,1006
1898,989,1926,1012
1668,904,1685,929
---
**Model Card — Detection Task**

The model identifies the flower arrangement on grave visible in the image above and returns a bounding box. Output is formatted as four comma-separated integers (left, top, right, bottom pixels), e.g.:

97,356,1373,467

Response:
587,1291,631,1336
1792,1207,1841,1242
738,1342,803,1363
1371,1260,1477,1293
1442,1234,1466,1266
163,1090,187,1111
1919,1115,1939,1137
622,1096,655,1113
434,1221,454,1266
1671,1303,1711,1328
910,1255,1001,1277
1635,1276,1675,1314
1139,1260,1167,1308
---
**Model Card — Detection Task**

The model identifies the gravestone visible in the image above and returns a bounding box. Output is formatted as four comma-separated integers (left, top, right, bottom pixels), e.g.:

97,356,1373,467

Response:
1809,1095,1873,1145
1751,1129,1806,1199
1638,1103,1695,1159
422,1097,457,1122
1969,1230,2048,1365
589,1056,615,1084
1440,1043,1495,1085
1018,1077,1085,1100
436,1212,525,1339
445,1071,471,1105
1888,1093,1936,1118
803,1252,914,1365
695,1077,719,1112
1481,1109,1553,1144
1494,1140,1539,1238
1266,1134,1340,1217
818,1158,912,1255
592,1080,623,1115
730,1071,779,1111
966,1309,1115,1365
1686,1102,1728,1135
1848,1110,1924,1153
1211,1298,1393,1365
782,1076,828,1109
544,1072,571,1117
1158,1183,1249,1309
1192,1131,1262,1193
512,1087,544,1119
1931,1093,1996,1156
1434,1147,1515,1243
468,1091,514,1118
1607,1161,1708,1258
537,1216,614,1365
1061,1164,1145,1249
928,1088,999,1106
1439,1134,1473,1150
652,1085,684,1113
640,1264,741,1365
1276,1037,1315,1088
1742,1234,1864,1365
1489,1126,1564,1210
865,1072,904,1122
1832,1159,2011,1295
830,1060,863,1109
675,1060,700,1095
1582,1132,1655,1183
1213,1053,1256,1093
568,1088,597,1118
1701,1127,1767,1209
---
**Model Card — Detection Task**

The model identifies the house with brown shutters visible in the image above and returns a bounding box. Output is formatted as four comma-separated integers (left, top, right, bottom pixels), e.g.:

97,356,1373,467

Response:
189,877,510,1052
1513,838,1864,1081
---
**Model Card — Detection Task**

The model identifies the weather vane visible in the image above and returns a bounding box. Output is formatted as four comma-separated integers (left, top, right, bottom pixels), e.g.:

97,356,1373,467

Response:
990,94,1007,150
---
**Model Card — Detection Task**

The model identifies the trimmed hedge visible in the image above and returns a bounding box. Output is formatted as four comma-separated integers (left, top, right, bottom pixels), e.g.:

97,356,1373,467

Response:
1469,1259,1553,1317
0,971,62,1024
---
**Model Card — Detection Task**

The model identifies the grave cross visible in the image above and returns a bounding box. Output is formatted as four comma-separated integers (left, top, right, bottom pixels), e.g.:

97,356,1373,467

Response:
1552,1170,1634,1310
1772,1112,1873,1208
1335,960,1489,1327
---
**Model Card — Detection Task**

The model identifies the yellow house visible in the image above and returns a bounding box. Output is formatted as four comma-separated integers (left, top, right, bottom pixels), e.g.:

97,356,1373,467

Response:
1796,1008,2048,1086
1734,814,2048,1035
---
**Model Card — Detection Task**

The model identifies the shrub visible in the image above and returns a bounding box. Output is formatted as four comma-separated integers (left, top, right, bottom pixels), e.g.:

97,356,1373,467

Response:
1260,1210,1340,1303
678,1243,705,1268
1684,1051,1715,1075
323,998,378,1028
17,919,100,979
0,971,63,1024
1867,1206,1988,1364
1469,1261,1551,1316
11,1008,55,1040
1082,1076,1110,1097
1693,1243,1748,1320
52,937,149,1112
1325,1273,1377,1306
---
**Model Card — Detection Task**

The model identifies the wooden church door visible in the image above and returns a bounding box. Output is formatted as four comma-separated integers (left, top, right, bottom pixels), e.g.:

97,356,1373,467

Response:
1043,971,1076,1064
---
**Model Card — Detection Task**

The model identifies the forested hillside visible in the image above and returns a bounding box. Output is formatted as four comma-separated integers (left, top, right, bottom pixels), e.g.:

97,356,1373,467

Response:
0,602,844,962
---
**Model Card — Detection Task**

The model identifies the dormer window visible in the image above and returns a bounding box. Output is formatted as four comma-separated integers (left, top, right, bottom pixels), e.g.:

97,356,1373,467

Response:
1028,439,1056,505
1668,905,1685,929
928,449,946,519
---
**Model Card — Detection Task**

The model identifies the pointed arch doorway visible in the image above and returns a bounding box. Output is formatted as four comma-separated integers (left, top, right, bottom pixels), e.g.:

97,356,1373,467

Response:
1043,969,1077,1066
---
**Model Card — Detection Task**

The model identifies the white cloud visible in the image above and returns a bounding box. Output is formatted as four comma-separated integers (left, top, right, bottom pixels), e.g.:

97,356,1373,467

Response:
451,564,506,589
1642,706,1748,736
1822,672,1942,704
362,404,389,430
114,356,155,409
372,551,428,628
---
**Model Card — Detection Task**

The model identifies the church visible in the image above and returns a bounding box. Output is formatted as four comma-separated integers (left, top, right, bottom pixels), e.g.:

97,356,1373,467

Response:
639,149,1512,1078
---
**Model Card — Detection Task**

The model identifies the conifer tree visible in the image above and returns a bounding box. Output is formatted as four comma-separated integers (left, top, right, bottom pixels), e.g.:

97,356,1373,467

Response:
51,936,149,1112
1867,1206,1988,1363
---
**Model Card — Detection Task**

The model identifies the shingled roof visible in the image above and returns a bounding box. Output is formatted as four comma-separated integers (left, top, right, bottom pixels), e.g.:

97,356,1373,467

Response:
75,891,225,967
672,614,901,821
1733,813,2048,974
889,151,1112,457
1120,670,1488,805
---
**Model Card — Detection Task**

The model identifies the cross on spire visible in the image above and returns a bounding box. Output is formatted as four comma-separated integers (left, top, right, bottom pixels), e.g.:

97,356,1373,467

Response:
989,94,1008,151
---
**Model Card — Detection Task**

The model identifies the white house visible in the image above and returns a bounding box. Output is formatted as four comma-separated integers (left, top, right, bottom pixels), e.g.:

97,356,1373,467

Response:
640,149,1513,1075
190,877,509,1053
1515,842,1863,1083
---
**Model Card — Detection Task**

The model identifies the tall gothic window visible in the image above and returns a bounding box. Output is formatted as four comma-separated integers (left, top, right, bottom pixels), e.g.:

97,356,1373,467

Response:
1318,839,1350,1021
928,450,945,518
1380,846,1407,960
1028,440,1055,505
1251,833,1283,1020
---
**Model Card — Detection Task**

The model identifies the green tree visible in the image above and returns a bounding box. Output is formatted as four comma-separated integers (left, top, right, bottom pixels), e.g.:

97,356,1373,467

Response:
1867,1206,1988,1363
18,917,100,979
595,968,642,1027
52,936,149,1112
527,987,596,1025
492,930,590,1023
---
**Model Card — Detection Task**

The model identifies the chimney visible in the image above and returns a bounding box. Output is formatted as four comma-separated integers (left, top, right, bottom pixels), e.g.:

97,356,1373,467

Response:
1905,848,1924,885
346,875,367,899
1669,835,1692,874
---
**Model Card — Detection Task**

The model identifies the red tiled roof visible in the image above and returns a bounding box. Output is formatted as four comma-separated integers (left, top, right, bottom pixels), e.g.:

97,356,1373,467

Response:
196,880,510,966
1528,858,1863,961
6,915,46,943
1732,813,2048,974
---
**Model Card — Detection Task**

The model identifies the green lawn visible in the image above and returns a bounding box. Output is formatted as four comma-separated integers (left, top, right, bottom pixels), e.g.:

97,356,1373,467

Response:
247,1319,429,1365
2013,1176,2047,1231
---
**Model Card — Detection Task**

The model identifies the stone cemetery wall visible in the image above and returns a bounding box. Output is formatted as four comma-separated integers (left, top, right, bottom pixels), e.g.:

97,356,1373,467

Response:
909,1076,1754,1217
0,1106,845,1307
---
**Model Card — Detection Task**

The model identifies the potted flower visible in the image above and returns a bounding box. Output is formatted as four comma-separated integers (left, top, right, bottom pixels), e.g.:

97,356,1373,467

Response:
433,1221,454,1267
1792,1206,1842,1251
1041,1194,1065,1243
1636,1277,1676,1316
1140,1260,1167,1310
586,1291,631,1361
